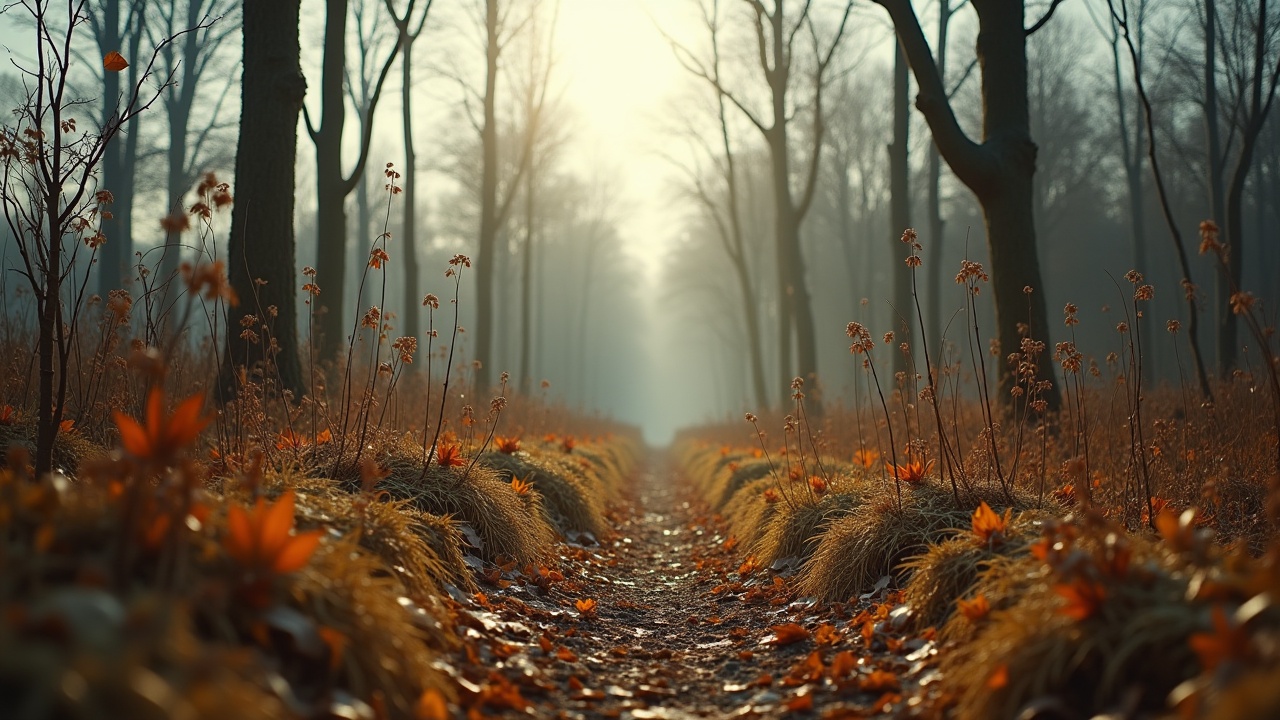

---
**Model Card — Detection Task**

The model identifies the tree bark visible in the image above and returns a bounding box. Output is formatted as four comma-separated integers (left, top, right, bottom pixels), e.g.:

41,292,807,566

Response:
925,0,952,358
876,0,1059,407
474,0,501,393
400,35,421,340
221,0,306,399
1203,0,1226,371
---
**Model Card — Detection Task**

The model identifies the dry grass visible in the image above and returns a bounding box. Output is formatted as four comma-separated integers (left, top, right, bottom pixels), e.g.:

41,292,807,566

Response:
751,479,868,566
797,480,1041,602
307,431,556,564
938,550,1200,718
901,510,1050,630
480,450,608,537
722,475,783,547
0,419,105,475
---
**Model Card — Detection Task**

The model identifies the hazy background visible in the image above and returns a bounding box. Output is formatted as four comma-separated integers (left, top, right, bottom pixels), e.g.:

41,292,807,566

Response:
2,0,1277,444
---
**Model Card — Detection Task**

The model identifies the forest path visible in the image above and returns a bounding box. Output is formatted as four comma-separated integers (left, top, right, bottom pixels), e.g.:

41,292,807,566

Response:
445,457,936,718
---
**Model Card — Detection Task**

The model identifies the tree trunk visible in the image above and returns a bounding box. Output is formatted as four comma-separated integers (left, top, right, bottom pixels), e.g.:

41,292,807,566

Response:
519,167,535,394
925,0,951,359
313,0,351,359
400,34,421,341
474,0,500,393
890,44,912,373
1204,0,1227,371
221,0,305,400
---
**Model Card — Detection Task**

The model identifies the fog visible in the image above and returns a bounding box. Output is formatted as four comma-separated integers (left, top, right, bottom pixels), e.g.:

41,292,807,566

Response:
2,0,1277,444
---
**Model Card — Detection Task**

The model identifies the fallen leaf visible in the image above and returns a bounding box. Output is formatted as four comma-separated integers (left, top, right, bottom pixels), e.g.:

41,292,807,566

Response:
769,623,811,646
987,664,1009,689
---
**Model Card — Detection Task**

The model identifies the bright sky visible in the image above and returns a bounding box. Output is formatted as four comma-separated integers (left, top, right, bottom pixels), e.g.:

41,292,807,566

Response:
551,0,696,278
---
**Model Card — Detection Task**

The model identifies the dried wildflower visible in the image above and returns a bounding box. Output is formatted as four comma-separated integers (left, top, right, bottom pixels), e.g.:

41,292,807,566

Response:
1135,284,1154,301
886,457,934,483
1230,292,1256,315
495,436,521,454
392,336,417,363
369,247,390,269
423,293,439,309
846,322,873,354
361,306,381,329
744,412,758,423
1166,319,1181,333
808,476,827,496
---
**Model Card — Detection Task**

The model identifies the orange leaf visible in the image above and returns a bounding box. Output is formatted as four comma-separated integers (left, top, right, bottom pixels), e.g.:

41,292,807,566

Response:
103,51,129,72
318,626,348,673
814,623,842,645
784,692,813,712
986,664,1009,689
957,594,991,622
315,428,333,445
575,598,597,615
859,669,899,693
556,646,578,662
435,443,465,467
1054,579,1106,621
769,623,811,646
414,688,449,720
970,501,1011,544
829,650,858,681
58,419,75,433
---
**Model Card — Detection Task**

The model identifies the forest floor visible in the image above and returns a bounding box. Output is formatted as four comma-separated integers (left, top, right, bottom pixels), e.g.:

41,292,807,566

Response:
443,457,943,719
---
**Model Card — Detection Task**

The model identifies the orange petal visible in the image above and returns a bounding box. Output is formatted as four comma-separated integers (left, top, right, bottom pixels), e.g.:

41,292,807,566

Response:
224,504,255,565
113,412,151,457
167,392,210,448
272,531,322,574
144,387,164,446
258,490,297,560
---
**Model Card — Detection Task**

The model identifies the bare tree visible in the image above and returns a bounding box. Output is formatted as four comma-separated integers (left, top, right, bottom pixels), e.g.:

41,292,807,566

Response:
384,0,434,341
150,0,241,320
870,0,1063,406
307,0,402,358
669,0,854,404
86,0,146,296
472,0,539,392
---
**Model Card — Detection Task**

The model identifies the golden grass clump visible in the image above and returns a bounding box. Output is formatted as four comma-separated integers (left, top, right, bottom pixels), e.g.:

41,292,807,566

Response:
938,549,1201,719
798,480,1040,602
287,540,454,715
480,450,608,537
752,481,868,566
707,458,775,509
901,509,1050,630
308,431,555,564
722,476,783,547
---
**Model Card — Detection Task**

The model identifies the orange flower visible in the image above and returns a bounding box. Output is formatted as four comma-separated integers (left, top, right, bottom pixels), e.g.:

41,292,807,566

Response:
1054,578,1106,621
276,429,309,451
886,457,934,483
113,387,211,463
315,428,333,445
1189,605,1252,671
970,501,1011,545
853,448,879,469
224,489,322,575
435,443,465,467
808,476,828,496
560,436,576,453
511,475,533,496
956,594,990,622
762,488,780,504
575,598,597,615
495,436,521,454
0,405,14,425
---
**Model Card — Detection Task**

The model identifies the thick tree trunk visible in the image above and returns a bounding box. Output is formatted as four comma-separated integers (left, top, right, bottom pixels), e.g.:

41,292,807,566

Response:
474,0,500,393
925,0,951,359
221,0,305,400
890,44,912,373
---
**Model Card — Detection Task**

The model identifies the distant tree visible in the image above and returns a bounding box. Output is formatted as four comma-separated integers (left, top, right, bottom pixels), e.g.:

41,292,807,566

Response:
889,44,911,374
870,0,1063,406
670,0,854,404
472,0,539,392
149,0,241,325
664,0,770,409
86,0,147,296
221,0,307,398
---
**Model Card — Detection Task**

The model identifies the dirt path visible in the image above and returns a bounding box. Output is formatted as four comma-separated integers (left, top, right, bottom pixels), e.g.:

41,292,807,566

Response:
445,458,941,719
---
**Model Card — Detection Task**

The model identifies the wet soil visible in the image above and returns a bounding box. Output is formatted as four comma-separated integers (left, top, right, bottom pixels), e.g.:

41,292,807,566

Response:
443,459,945,719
